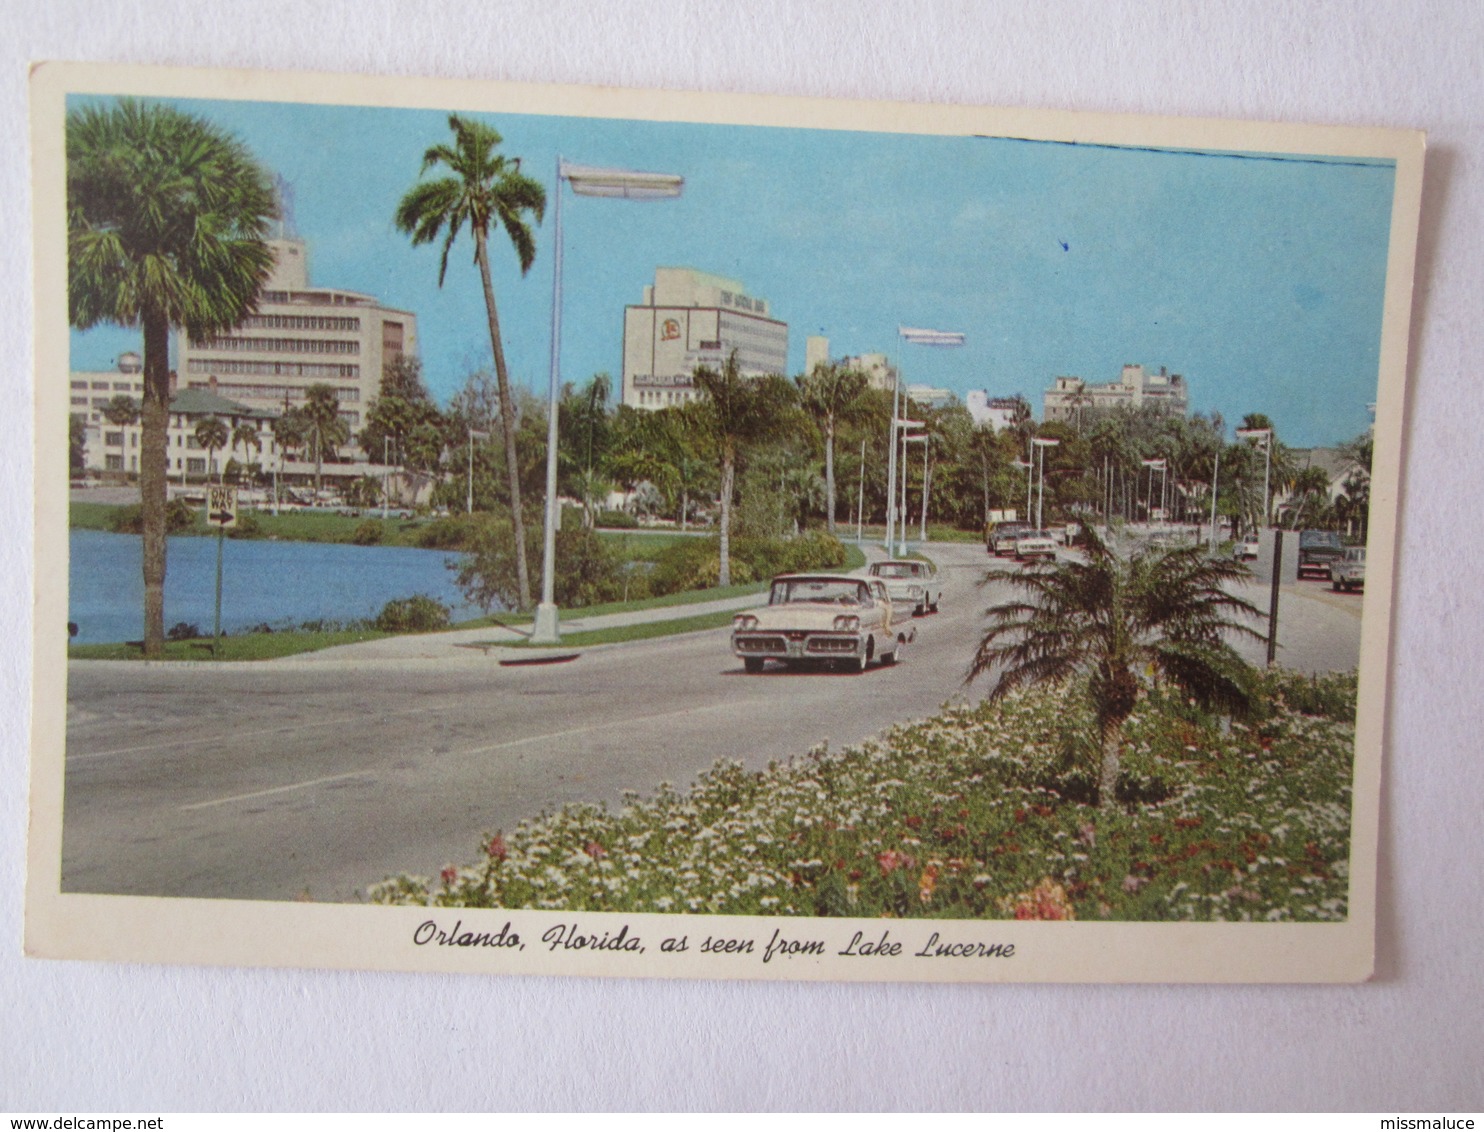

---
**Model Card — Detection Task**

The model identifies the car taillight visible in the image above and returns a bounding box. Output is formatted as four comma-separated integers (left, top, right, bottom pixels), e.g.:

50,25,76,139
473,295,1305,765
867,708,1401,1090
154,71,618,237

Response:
832,614,860,632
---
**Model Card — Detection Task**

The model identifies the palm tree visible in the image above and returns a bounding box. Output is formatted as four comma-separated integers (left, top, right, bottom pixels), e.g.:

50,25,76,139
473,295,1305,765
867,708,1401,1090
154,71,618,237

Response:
101,394,139,477
395,114,545,610
692,352,789,586
230,422,261,484
68,99,276,656
796,361,869,536
300,384,349,496
271,408,306,513
969,526,1263,811
193,416,229,483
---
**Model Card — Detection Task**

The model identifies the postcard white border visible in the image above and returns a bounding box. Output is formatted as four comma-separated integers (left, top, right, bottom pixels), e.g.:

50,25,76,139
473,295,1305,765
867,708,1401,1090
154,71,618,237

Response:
26,60,1424,984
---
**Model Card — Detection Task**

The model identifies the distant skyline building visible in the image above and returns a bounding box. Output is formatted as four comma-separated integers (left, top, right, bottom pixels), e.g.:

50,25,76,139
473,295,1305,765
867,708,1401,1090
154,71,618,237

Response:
175,237,418,440
622,267,788,410
965,391,1026,431
1043,363,1189,423
802,336,898,392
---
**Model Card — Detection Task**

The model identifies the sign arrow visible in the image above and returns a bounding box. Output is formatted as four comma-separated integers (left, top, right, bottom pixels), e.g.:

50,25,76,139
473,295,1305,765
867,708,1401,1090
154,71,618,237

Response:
209,510,235,525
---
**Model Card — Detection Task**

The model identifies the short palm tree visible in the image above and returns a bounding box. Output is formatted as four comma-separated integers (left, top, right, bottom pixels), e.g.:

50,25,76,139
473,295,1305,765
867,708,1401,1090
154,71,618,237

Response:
193,416,229,483
68,98,276,656
969,526,1264,811
796,361,869,536
692,352,790,586
300,384,349,496
230,422,261,483
395,114,545,610
101,394,139,476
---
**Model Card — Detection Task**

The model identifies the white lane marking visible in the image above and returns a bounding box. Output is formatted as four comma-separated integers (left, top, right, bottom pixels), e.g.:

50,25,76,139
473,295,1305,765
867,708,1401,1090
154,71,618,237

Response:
175,699,772,811
69,703,447,763
179,771,370,812
457,699,771,759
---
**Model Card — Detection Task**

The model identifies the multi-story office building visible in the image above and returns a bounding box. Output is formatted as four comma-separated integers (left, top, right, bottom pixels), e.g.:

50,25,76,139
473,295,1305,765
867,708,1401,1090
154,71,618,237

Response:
965,391,1027,431
621,267,788,409
176,237,417,443
1043,363,1189,423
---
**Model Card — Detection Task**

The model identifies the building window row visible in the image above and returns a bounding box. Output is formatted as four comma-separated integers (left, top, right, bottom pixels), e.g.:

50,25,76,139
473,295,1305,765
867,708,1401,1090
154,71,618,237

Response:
238,313,362,332
186,359,360,380
185,380,359,404
193,335,361,355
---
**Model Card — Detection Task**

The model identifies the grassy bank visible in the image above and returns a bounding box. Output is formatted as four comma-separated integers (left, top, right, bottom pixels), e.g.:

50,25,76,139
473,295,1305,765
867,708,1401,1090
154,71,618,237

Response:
369,670,1357,922
68,626,397,661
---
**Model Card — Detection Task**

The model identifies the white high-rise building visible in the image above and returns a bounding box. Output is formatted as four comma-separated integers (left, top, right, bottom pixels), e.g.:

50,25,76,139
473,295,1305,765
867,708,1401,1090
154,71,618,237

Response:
621,267,788,410
176,237,417,440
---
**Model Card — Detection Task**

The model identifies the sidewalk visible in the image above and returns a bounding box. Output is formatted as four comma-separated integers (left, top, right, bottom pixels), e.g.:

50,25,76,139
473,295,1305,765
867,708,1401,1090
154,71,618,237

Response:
289,539,893,664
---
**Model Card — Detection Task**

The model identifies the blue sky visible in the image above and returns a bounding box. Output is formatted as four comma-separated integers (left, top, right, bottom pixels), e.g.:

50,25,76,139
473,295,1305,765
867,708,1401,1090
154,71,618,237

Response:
68,95,1396,448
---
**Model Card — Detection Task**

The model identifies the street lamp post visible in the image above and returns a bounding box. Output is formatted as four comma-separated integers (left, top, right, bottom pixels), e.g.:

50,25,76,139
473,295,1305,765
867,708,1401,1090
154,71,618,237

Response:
1033,437,1060,530
1208,441,1222,554
1014,457,1033,522
900,432,926,553
382,436,390,520
887,326,963,553
919,431,931,543
532,160,684,646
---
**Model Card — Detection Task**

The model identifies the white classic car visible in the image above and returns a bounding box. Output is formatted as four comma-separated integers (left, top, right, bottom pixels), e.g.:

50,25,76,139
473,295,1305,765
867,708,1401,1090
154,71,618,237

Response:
1012,528,1059,562
1329,546,1366,592
731,574,914,674
867,559,941,616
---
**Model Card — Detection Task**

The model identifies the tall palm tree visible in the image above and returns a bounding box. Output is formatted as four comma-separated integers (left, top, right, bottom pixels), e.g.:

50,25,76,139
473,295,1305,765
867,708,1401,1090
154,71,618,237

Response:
969,526,1263,811
193,416,229,484
395,114,545,610
796,361,869,536
101,394,139,477
300,384,349,496
68,99,276,656
692,352,790,586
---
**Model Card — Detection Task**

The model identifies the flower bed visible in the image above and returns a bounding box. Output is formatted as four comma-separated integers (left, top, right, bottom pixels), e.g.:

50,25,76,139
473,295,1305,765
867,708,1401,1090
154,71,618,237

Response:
368,671,1356,922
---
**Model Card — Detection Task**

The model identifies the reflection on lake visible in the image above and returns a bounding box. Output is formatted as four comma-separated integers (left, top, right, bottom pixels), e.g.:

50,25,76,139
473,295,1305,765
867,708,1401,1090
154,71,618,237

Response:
68,529,486,644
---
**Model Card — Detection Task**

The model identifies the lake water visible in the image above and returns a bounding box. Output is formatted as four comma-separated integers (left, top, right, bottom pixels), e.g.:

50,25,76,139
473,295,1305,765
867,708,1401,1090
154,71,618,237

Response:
68,529,487,644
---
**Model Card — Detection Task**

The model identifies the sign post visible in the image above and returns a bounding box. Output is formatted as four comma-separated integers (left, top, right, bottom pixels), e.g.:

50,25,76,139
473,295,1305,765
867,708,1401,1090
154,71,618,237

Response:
205,486,238,656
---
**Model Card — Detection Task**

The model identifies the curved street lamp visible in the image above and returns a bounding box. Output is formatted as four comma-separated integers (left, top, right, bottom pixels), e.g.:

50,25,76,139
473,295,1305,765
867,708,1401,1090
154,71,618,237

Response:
532,160,684,646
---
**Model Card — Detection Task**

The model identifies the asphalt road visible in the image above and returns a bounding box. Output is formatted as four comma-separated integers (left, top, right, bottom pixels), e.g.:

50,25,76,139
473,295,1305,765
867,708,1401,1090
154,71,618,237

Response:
60,540,1363,903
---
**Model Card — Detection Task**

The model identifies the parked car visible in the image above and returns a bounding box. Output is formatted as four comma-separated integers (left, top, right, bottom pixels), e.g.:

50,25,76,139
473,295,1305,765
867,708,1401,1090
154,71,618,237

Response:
867,559,942,616
1329,546,1366,591
987,521,1030,556
1012,528,1059,562
1297,529,1346,578
731,574,912,674
1232,536,1260,561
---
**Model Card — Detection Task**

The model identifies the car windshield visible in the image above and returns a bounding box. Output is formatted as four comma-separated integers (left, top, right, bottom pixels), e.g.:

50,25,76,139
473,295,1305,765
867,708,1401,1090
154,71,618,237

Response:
1021,530,1051,540
870,563,919,578
770,579,867,606
1346,548,1366,561
1301,531,1344,548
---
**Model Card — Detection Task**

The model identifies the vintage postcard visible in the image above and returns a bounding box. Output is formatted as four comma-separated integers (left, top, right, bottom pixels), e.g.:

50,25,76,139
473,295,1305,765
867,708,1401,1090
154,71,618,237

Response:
27,61,1423,982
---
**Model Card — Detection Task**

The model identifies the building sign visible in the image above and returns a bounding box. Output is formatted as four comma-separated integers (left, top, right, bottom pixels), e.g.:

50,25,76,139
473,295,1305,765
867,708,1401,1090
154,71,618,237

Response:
659,317,681,341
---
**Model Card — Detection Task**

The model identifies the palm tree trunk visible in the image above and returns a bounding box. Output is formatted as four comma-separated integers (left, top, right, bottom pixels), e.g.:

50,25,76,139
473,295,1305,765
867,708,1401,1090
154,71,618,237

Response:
718,451,734,587
474,228,532,610
824,416,836,536
139,311,171,658
1098,719,1123,812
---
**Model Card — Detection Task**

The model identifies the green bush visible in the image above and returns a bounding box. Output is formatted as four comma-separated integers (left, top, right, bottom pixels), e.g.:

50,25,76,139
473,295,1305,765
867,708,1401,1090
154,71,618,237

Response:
452,515,628,611
374,595,451,633
415,514,482,550
352,519,386,546
226,510,263,540
595,509,639,529
110,498,197,535
646,532,847,596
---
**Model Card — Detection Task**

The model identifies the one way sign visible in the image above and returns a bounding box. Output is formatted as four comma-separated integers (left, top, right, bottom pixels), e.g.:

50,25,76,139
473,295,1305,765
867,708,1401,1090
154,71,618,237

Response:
206,486,238,529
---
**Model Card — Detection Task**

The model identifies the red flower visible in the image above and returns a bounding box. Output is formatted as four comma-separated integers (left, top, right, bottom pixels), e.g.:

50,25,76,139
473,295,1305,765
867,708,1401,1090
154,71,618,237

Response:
487,834,508,862
584,840,607,860
440,865,458,886
905,815,923,830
